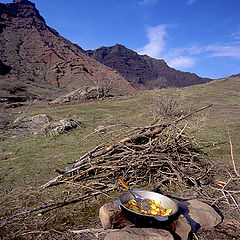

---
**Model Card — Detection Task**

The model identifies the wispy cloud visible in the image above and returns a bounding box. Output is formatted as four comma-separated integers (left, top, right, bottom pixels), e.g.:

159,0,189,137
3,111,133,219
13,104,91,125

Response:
139,0,159,6
136,24,196,69
186,0,198,5
163,47,197,69
205,45,240,59
137,25,240,71
166,43,240,70
231,31,240,40
137,24,167,58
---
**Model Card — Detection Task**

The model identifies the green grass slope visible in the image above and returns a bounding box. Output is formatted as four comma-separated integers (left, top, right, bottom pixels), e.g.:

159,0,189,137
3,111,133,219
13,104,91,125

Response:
0,77,240,238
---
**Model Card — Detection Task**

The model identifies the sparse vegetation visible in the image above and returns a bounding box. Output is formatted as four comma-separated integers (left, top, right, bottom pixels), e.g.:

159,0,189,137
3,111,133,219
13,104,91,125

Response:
148,90,184,118
0,78,240,239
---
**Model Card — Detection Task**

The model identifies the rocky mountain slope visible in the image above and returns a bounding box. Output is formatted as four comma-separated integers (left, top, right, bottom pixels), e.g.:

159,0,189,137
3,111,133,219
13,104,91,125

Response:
230,73,240,78
86,44,212,90
0,0,134,101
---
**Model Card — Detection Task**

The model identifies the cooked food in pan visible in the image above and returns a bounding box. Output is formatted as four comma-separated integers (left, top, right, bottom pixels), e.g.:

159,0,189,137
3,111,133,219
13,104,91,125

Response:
124,199,173,216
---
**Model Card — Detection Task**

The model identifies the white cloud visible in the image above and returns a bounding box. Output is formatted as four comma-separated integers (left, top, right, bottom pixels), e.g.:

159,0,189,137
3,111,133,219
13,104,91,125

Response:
186,0,198,5
167,56,196,69
137,24,167,58
205,45,240,59
137,24,197,69
163,47,197,69
139,0,158,6
172,43,240,60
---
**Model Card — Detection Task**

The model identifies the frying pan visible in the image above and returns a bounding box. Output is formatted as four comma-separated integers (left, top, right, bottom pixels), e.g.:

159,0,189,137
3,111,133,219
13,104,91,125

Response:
114,189,178,221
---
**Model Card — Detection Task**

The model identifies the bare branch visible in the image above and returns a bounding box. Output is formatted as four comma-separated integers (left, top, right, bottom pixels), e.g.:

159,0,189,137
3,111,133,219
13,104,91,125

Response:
224,121,240,177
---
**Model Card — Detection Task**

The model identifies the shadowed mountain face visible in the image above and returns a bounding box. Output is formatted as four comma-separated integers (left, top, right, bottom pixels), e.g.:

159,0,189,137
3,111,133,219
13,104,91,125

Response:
86,44,212,90
0,0,134,100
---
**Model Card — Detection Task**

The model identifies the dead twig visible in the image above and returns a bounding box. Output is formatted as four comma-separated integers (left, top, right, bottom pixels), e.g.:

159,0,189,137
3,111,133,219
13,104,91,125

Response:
22,231,50,236
1,187,115,227
224,121,240,177
70,228,119,234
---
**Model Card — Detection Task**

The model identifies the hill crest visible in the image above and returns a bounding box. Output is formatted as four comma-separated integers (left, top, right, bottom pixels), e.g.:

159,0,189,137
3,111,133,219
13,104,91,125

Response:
86,44,212,90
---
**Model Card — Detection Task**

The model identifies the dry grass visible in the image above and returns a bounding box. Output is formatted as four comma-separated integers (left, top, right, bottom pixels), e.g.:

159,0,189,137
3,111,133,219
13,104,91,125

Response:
0,77,240,239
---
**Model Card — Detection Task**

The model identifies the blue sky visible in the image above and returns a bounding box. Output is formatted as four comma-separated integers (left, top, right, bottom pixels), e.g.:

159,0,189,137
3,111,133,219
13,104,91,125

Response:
2,0,240,78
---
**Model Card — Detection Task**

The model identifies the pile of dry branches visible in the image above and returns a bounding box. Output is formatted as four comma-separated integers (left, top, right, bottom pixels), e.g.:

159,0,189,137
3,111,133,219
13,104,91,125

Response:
41,105,213,196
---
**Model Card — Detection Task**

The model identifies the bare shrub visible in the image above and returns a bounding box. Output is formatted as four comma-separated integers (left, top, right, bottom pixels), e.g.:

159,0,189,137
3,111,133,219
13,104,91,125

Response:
149,90,183,119
187,112,209,133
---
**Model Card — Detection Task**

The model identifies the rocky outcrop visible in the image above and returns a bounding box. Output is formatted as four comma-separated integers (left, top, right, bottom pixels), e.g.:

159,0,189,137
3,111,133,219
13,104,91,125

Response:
13,114,81,135
43,118,80,136
230,73,240,78
13,114,52,131
0,1,134,100
86,44,212,90
50,86,106,104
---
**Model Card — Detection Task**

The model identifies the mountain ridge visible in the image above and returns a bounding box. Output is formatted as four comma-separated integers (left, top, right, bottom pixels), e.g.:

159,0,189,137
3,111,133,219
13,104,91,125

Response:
86,44,212,90
0,0,134,101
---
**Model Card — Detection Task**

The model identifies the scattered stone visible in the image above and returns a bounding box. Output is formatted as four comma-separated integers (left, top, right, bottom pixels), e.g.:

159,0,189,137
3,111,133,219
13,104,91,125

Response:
95,125,106,133
176,199,222,232
170,215,191,240
12,114,81,136
13,114,52,131
100,198,222,239
50,86,106,104
198,218,240,240
104,228,174,240
99,201,133,230
43,118,80,136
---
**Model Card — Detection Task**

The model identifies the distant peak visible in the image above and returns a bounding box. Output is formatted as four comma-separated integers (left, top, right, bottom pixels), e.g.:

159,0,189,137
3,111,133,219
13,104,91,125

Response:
92,44,127,52
14,0,31,3
113,43,125,47
13,0,34,5
6,0,45,23
112,43,127,49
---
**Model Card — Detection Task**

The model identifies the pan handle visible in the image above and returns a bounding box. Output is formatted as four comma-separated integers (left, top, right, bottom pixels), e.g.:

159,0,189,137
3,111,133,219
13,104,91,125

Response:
153,215,169,221
118,178,130,190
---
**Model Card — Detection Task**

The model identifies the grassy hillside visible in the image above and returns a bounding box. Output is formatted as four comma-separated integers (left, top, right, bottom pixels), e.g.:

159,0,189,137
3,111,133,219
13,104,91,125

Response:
177,77,240,164
0,77,240,239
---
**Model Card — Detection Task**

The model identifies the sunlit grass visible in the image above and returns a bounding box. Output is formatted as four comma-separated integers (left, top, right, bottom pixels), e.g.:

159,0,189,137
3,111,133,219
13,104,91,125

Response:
1,77,240,238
